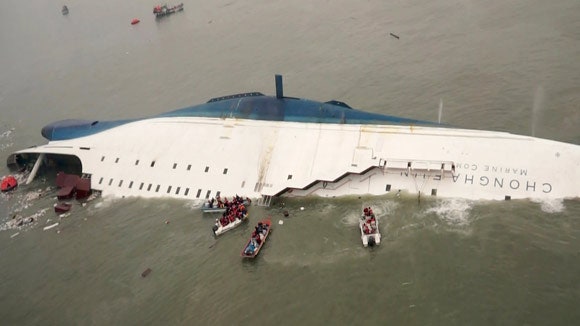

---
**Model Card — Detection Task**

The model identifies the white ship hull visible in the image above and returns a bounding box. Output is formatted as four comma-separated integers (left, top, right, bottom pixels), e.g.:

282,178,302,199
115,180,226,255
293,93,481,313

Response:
11,116,579,202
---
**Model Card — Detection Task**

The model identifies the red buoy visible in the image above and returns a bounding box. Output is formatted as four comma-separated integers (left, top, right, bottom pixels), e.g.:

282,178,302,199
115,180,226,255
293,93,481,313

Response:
1,175,18,192
131,18,140,25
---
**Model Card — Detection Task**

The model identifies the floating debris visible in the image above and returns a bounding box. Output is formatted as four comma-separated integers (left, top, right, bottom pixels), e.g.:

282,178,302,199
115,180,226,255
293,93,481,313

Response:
141,268,152,278
54,202,72,214
11,232,19,238
390,32,400,39
6,215,35,228
43,222,59,231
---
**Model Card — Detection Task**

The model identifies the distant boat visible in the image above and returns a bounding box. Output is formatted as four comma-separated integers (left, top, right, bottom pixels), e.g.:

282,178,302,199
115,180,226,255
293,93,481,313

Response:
153,3,184,18
62,5,69,15
131,18,140,25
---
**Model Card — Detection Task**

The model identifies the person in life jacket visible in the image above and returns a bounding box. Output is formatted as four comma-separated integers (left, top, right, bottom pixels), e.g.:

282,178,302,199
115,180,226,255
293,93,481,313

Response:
363,223,370,234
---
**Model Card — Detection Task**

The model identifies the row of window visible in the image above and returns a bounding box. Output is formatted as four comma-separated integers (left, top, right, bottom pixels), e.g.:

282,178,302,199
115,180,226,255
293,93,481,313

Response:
99,156,229,174
97,176,220,199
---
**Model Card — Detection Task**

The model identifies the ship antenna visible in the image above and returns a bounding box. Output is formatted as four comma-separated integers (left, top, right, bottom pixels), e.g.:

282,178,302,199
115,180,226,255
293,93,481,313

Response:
275,74,284,99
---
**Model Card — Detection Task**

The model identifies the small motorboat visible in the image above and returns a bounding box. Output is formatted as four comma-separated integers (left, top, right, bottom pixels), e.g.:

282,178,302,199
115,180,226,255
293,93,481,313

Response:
241,218,272,258
1,175,18,192
359,207,381,247
201,197,250,213
131,18,140,25
201,204,227,214
212,213,249,237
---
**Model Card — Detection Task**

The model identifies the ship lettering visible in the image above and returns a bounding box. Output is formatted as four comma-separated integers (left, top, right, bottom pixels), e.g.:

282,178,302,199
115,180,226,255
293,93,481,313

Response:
457,163,478,171
465,174,474,184
411,172,552,194
480,176,489,186
452,174,460,182
543,183,552,193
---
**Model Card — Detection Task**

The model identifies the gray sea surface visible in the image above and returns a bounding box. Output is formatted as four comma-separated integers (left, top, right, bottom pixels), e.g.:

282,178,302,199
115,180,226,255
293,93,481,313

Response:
1,0,579,325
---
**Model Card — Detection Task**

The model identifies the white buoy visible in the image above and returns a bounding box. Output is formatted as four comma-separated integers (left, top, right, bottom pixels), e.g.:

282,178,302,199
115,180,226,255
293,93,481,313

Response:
300,207,304,211
278,220,283,225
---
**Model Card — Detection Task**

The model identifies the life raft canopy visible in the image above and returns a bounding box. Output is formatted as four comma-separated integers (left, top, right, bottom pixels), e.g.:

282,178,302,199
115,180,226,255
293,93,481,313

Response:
1,175,18,192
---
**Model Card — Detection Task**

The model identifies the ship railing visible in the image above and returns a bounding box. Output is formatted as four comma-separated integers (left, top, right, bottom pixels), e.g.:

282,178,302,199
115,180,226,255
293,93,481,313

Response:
378,158,455,177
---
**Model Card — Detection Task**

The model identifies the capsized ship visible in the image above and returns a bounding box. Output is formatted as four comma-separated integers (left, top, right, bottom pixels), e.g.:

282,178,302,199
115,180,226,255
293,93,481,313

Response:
6,76,580,204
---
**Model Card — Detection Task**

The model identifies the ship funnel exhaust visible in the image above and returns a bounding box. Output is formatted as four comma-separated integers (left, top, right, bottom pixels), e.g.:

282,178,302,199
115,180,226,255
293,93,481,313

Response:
275,74,283,99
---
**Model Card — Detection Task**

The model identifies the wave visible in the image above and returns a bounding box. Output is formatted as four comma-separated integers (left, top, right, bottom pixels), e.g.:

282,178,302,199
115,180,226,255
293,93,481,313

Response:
425,198,474,227
531,198,565,213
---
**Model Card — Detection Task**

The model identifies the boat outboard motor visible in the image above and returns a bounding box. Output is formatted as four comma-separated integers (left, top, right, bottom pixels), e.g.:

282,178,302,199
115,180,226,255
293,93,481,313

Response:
212,224,219,234
368,236,376,247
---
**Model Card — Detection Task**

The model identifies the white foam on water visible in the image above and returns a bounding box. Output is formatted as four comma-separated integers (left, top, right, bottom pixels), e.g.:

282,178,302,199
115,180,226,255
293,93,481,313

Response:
0,142,13,151
0,127,14,151
92,194,119,209
317,202,338,215
531,198,565,213
0,208,48,232
1,188,46,224
185,199,204,210
340,210,362,226
0,128,14,139
426,198,474,226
